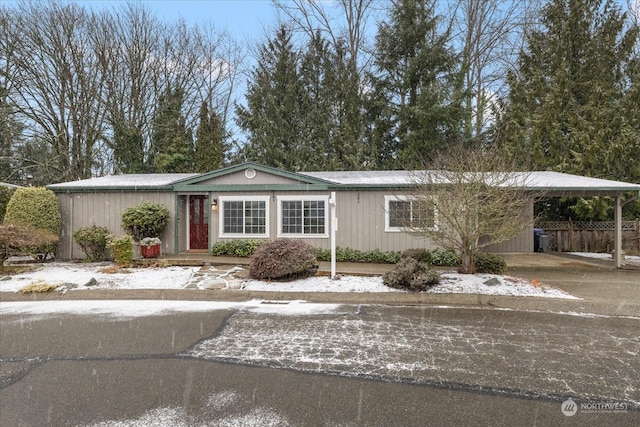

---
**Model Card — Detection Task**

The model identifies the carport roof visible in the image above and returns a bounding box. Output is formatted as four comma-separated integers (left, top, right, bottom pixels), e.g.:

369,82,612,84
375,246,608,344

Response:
302,170,640,195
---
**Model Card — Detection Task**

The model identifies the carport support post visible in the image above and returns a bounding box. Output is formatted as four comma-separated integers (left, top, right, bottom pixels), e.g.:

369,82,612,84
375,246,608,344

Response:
330,192,337,279
614,195,622,268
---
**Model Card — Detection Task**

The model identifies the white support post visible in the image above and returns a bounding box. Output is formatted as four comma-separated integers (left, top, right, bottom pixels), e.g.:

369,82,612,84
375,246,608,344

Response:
330,191,337,279
614,195,622,268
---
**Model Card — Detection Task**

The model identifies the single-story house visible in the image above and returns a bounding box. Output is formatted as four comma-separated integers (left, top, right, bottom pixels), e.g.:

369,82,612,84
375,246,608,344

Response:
48,162,640,267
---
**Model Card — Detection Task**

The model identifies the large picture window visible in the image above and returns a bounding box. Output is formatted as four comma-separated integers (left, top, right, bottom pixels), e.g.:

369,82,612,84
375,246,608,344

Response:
277,196,328,238
385,195,436,232
219,196,269,237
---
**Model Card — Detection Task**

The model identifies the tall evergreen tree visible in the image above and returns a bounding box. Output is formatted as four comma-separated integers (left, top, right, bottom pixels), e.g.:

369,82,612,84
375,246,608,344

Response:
150,86,193,173
371,0,464,168
496,0,640,183
236,26,307,171
194,101,226,172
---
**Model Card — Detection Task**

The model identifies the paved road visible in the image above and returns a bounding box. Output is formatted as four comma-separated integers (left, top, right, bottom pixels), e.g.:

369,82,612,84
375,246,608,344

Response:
1,302,638,426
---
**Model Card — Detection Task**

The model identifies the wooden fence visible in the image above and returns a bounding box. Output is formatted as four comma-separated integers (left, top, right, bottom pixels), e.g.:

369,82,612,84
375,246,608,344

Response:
536,221,640,253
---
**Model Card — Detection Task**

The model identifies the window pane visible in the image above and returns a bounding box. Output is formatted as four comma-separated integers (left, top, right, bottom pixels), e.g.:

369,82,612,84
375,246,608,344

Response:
389,200,411,228
281,201,302,234
412,199,435,228
303,200,325,234
244,201,266,234
223,201,243,233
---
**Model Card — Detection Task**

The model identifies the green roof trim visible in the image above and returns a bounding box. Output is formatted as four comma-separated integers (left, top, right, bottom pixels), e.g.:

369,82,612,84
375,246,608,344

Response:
171,161,336,187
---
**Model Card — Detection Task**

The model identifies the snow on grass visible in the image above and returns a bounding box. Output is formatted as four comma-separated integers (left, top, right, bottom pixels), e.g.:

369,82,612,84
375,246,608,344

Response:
0,261,577,299
0,262,199,292
242,272,578,299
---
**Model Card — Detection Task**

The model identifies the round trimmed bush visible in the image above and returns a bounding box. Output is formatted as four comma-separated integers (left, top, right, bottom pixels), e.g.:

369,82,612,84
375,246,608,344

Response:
383,257,440,292
249,238,317,281
474,252,507,275
4,187,61,234
401,248,432,264
121,201,169,241
73,225,110,261
0,224,58,269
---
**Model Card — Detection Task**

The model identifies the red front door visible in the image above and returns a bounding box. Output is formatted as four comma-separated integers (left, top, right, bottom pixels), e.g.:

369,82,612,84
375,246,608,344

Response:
189,195,208,250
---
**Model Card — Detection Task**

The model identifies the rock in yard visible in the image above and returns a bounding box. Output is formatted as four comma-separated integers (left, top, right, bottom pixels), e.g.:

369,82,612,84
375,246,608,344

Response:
84,277,98,287
483,277,501,287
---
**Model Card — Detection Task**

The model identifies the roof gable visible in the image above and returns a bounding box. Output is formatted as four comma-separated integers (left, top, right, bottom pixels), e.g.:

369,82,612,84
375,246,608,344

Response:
171,162,334,191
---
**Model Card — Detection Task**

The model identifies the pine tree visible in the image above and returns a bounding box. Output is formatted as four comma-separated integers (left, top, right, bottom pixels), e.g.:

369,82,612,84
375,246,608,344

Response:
194,101,226,172
150,86,193,173
236,26,307,171
496,0,640,183
371,0,464,168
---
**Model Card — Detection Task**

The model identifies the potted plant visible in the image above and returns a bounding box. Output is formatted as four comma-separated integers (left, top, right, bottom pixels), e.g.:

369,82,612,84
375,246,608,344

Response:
140,237,162,258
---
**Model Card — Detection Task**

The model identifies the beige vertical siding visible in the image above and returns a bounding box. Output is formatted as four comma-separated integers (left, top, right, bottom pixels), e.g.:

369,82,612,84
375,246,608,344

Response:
55,191,176,260
57,187,534,259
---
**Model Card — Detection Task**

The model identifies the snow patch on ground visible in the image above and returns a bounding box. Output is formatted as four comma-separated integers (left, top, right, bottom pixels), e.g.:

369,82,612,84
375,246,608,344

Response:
0,299,343,320
0,261,577,299
569,251,640,266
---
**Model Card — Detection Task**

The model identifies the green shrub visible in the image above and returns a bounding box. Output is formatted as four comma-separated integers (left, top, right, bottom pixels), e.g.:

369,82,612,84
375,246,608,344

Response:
73,225,110,261
249,238,317,280
0,224,59,269
474,252,507,275
107,234,134,266
401,248,432,264
0,186,15,223
211,239,265,257
383,257,440,292
121,201,169,242
4,187,61,234
315,247,400,264
430,248,461,266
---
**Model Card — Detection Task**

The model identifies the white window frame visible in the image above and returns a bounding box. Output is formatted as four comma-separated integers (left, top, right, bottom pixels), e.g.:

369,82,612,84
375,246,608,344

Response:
384,195,437,232
218,195,270,238
276,195,329,238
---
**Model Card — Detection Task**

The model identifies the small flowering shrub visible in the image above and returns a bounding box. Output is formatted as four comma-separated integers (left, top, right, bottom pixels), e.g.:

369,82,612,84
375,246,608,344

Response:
107,234,134,266
140,237,162,247
73,225,110,261
249,238,317,281
383,257,440,292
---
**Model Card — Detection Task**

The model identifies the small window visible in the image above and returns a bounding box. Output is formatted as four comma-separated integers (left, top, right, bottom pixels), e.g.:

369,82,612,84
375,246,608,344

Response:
277,196,328,238
220,196,269,237
385,196,436,232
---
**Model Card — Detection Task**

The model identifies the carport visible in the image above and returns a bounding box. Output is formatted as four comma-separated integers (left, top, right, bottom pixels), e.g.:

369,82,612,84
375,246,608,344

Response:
525,172,640,268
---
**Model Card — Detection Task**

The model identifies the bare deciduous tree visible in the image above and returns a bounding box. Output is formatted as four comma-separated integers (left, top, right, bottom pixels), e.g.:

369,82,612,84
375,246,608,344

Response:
445,0,540,141
406,145,538,273
10,2,107,181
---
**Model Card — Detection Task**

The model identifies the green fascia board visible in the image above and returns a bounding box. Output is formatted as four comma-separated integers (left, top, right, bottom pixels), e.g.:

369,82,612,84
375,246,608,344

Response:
49,186,176,193
172,183,335,192
170,161,336,187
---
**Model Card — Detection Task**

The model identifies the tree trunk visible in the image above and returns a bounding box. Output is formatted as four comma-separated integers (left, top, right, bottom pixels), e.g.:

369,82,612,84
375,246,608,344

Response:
460,250,475,274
